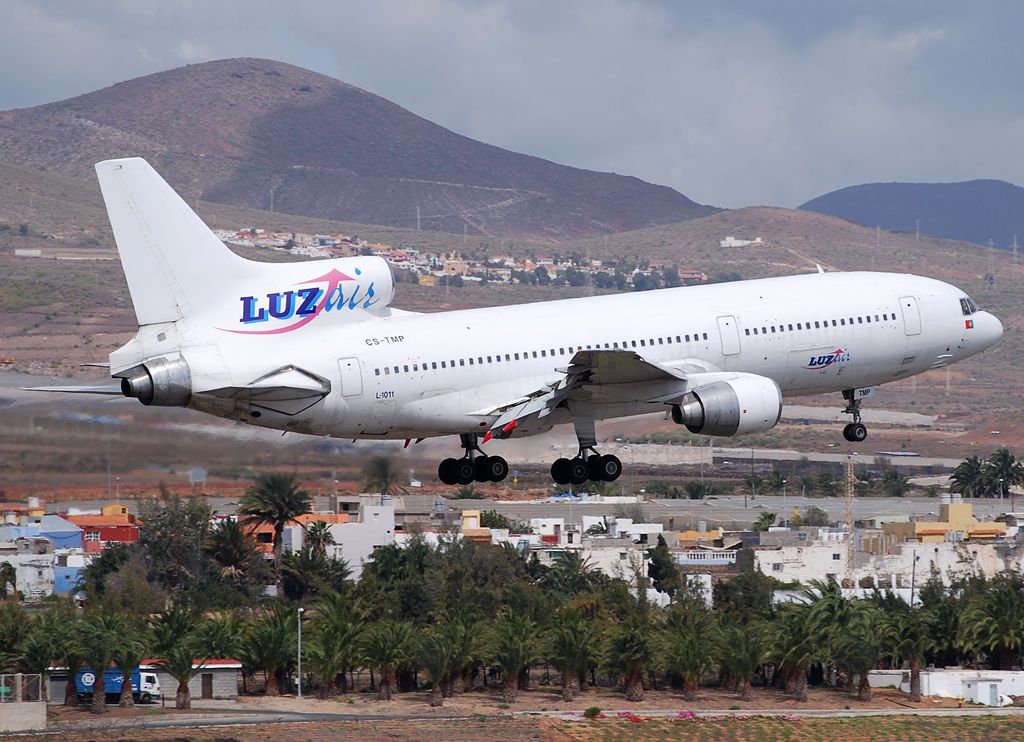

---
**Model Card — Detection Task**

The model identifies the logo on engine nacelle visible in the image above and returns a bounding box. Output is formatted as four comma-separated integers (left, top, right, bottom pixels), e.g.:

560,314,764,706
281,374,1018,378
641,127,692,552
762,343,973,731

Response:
224,267,381,335
805,348,851,369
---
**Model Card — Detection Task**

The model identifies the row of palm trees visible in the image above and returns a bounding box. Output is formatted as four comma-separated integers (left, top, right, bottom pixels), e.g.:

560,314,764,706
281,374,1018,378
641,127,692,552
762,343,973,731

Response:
950,448,1024,499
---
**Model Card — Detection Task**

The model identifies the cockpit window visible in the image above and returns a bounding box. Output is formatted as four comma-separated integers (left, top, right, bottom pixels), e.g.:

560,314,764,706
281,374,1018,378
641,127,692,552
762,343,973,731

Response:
960,297,979,316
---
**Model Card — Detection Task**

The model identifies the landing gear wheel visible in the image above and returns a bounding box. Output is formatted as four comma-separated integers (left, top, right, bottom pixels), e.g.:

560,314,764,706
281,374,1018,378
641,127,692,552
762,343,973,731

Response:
485,455,509,483
454,459,476,485
843,422,868,443
438,458,459,485
593,454,622,482
551,458,573,485
473,456,492,483
568,459,589,485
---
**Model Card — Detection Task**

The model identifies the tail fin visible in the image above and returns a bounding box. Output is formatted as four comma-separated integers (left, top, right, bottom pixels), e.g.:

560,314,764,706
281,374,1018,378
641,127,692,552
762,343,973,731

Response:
95,158,255,325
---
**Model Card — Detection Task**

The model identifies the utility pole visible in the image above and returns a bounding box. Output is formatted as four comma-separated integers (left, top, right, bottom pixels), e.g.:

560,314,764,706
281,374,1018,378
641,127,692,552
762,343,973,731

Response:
845,455,855,579
297,607,305,699
416,206,421,231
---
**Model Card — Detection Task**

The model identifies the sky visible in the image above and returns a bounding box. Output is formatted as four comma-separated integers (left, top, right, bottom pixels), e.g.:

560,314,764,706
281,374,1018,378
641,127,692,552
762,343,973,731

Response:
3,0,1023,208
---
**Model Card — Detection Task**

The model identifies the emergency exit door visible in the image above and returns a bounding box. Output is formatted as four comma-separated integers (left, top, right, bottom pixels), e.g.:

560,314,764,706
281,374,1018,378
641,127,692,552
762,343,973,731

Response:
338,357,363,397
899,296,922,336
717,315,741,355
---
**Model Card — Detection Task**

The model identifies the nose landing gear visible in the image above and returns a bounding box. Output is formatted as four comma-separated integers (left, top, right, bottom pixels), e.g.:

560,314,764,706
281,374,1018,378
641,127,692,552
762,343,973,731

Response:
438,433,509,485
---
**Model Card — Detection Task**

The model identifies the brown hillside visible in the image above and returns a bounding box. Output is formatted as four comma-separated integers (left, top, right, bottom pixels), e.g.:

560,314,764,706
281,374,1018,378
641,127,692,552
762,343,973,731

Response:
0,58,716,240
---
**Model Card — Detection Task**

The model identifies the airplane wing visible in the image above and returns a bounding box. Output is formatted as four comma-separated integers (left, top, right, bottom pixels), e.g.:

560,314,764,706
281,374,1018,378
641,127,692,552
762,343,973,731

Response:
481,349,697,440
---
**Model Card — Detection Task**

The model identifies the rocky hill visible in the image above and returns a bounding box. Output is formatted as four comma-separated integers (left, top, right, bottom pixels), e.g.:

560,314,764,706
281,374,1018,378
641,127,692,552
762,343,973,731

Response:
799,179,1024,250
0,58,716,240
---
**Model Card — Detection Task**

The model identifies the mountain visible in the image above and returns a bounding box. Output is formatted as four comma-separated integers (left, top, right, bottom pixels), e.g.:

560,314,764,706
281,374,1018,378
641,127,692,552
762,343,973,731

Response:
0,58,717,240
798,180,1024,250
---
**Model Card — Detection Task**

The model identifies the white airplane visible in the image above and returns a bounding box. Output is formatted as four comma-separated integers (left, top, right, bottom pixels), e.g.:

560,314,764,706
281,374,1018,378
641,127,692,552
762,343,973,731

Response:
34,158,1003,486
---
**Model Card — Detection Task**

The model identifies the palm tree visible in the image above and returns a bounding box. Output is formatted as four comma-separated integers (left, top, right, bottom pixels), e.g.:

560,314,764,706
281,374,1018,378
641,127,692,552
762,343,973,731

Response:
768,603,818,701
81,613,127,714
488,609,539,704
239,472,312,594
205,518,264,583
662,609,719,701
52,613,86,707
881,605,931,702
418,629,454,707
312,592,365,694
957,573,1024,670
984,448,1024,499
950,455,986,498
439,606,481,695
112,625,150,707
281,546,351,602
752,512,777,532
543,552,603,595
151,604,199,655
194,614,245,662
245,603,296,695
16,618,58,702
159,642,205,709
832,602,883,701
361,620,414,700
361,456,403,497
606,620,653,702
546,610,600,701
718,621,764,701
0,562,16,598
304,520,336,557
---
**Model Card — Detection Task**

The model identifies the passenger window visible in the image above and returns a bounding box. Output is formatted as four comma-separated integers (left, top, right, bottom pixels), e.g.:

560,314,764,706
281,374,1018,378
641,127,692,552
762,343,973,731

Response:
459,359,465,366
831,320,837,327
384,367,390,375
658,338,664,345
857,317,863,324
631,340,637,347
469,358,474,365
514,353,520,360
640,339,646,346
393,366,399,373
840,319,845,326
532,351,538,358
762,327,767,334
685,334,691,341
374,368,380,376
404,365,410,372
814,322,820,329
752,328,758,336
703,333,708,340
745,329,751,336
797,323,802,330
541,350,547,357
788,324,793,331
866,316,871,323
441,361,447,368
649,338,654,345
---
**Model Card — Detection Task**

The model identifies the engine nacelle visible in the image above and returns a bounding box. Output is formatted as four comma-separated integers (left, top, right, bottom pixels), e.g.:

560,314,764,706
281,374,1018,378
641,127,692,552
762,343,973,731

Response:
119,356,192,407
671,375,782,436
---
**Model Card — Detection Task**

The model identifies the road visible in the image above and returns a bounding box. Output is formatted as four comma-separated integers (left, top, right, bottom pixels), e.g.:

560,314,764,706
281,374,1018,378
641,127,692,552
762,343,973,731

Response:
447,494,1015,527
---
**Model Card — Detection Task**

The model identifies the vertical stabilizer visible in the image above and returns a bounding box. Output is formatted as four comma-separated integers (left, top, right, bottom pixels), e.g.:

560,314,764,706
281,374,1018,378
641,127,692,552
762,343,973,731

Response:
95,158,254,325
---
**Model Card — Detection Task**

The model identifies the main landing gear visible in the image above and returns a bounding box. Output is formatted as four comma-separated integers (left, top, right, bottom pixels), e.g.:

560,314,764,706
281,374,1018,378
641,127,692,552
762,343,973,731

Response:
550,447,622,486
549,414,622,485
841,387,871,443
438,433,509,485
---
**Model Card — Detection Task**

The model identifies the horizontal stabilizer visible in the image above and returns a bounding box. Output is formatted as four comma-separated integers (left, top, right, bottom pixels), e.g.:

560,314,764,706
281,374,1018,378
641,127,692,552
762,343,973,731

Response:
23,384,124,395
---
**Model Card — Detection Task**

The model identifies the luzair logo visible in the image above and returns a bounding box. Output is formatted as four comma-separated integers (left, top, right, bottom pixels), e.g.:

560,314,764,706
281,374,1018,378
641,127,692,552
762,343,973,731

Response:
224,267,380,335
805,348,851,369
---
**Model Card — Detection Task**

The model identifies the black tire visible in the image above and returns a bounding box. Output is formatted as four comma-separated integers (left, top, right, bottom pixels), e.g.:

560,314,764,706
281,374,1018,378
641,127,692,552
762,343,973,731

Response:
568,459,589,485
438,458,459,485
848,422,868,442
473,456,492,482
455,459,476,485
551,458,572,485
596,454,622,482
842,423,853,441
486,455,509,482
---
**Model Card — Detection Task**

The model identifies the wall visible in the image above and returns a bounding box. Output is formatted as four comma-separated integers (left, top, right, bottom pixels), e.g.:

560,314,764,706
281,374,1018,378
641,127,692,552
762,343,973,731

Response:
154,668,238,700
0,702,46,732
327,505,395,579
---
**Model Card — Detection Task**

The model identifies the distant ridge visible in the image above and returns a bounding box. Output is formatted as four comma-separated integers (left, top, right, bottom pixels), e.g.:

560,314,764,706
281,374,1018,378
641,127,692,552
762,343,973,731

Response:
0,58,718,240
798,179,1024,249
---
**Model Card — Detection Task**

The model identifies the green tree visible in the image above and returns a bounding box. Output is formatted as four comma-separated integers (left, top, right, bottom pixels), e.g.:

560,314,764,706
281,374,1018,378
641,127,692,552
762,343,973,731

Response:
832,602,883,701
718,621,764,701
194,614,246,662
52,612,87,707
713,573,779,624
239,472,312,595
957,572,1024,670
543,551,603,596
361,456,403,497
646,534,682,598
417,629,454,707
281,546,351,602
81,612,127,714
16,615,60,702
304,521,335,557
793,506,831,527
310,591,365,694
488,609,539,703
752,511,777,532
159,641,205,709
112,625,149,707
204,518,272,597
246,603,297,695
768,603,819,701
361,619,415,700
546,610,600,700
882,604,932,701
138,495,214,596
984,448,1024,499
606,620,654,702
663,607,719,701
0,562,16,598
881,470,910,497
950,455,986,498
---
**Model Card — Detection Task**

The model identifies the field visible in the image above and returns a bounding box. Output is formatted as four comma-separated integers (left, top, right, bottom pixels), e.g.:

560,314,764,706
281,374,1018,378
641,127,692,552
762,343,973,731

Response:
31,712,1024,742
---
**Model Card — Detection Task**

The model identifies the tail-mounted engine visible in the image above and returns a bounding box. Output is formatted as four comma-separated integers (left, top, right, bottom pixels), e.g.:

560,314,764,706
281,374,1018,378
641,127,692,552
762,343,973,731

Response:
671,375,782,436
119,356,192,407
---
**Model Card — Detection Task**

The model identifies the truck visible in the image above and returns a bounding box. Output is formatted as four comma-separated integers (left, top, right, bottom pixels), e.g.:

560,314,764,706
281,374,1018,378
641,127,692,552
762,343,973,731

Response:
75,666,160,704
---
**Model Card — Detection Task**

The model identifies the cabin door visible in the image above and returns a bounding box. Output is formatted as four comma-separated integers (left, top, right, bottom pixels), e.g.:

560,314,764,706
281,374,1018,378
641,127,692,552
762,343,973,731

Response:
717,315,741,355
338,357,363,397
899,296,922,336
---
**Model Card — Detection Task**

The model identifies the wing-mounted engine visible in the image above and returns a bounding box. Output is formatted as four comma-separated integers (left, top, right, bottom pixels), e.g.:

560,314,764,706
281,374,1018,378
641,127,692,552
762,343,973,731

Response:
671,373,782,436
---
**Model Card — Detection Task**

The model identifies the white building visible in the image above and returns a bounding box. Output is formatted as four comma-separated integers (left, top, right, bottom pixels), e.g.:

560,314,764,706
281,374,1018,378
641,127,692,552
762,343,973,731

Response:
869,669,1023,706
719,236,764,248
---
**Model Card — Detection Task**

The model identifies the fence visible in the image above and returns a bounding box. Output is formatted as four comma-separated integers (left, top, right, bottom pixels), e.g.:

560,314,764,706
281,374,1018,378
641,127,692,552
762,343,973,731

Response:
0,675,42,703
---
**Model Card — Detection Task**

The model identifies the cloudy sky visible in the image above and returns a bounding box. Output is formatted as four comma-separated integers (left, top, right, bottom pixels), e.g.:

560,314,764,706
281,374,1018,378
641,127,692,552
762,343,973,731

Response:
3,0,1022,208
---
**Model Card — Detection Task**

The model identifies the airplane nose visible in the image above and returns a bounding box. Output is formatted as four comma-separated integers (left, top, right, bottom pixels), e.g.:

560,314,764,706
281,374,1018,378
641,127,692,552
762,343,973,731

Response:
980,312,1004,349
